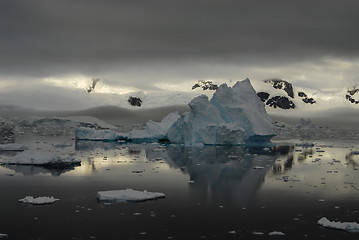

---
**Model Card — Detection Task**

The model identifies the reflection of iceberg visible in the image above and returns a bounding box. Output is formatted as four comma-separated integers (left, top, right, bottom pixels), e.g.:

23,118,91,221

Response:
75,140,121,151
166,145,277,206
2,164,78,176
0,150,80,167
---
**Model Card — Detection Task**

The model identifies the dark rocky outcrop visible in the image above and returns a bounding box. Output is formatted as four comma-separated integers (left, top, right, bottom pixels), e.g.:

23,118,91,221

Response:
128,96,142,107
87,78,100,93
264,79,294,98
257,92,270,102
192,80,218,90
346,87,359,104
266,96,295,109
298,91,316,104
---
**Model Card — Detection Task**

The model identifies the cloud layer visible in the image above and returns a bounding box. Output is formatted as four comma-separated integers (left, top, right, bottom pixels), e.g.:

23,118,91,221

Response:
1,0,359,95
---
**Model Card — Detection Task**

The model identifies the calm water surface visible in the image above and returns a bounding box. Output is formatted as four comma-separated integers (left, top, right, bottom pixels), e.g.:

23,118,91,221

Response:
1,141,359,239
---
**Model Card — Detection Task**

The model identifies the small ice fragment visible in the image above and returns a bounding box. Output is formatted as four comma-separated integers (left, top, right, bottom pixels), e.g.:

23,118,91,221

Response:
318,199,325,202
0,233,8,239
318,217,359,232
97,189,165,202
253,166,264,169
19,196,59,205
268,231,286,236
228,230,236,234
188,180,195,184
252,231,264,235
133,212,141,216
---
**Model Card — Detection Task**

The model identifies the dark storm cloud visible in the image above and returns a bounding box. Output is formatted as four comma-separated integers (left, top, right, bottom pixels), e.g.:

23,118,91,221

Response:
1,0,359,81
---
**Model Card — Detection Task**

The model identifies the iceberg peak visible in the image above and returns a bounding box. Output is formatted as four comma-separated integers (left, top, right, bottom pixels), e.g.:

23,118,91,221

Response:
168,79,275,145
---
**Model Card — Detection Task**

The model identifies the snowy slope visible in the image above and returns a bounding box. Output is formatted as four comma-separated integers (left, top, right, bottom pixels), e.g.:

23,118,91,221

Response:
252,79,358,112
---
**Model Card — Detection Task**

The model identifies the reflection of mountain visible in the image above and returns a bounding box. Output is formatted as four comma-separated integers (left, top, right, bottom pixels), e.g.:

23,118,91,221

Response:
2,164,77,176
166,145,277,206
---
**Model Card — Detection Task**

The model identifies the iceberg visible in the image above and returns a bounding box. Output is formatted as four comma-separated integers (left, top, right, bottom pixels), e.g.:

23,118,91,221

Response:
129,112,180,142
97,189,165,202
75,79,275,145
318,217,359,232
75,112,180,142
167,79,275,145
0,150,80,166
18,196,59,205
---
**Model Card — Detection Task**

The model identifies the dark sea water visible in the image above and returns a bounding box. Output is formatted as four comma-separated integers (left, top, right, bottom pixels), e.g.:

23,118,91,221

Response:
1,141,359,239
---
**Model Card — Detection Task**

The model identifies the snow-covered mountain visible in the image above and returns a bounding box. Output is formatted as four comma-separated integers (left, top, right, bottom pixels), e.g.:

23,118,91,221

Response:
251,79,359,111
0,78,358,112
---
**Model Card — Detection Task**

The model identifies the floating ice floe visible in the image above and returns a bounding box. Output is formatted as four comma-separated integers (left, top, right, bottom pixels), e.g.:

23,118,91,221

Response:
0,150,80,166
318,217,359,232
0,143,26,151
268,231,286,236
0,233,8,239
97,189,165,202
168,79,275,145
18,196,59,205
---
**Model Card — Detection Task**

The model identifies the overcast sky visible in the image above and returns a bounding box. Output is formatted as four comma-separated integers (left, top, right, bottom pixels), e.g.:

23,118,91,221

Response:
1,0,359,109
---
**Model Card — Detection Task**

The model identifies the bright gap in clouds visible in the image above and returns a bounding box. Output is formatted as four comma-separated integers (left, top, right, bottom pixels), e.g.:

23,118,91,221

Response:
43,76,140,95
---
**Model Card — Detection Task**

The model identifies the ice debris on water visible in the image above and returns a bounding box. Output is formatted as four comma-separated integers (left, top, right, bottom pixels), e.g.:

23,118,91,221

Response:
0,233,8,239
97,189,165,202
18,196,59,205
268,231,286,236
318,217,359,232
0,150,80,166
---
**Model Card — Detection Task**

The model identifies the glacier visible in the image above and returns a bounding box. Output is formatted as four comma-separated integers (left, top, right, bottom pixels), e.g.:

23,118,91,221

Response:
167,79,275,145
75,79,275,145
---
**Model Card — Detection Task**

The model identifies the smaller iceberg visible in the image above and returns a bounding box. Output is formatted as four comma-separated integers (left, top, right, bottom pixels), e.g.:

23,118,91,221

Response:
318,217,359,232
76,112,180,142
97,189,165,202
1,150,80,166
19,196,59,205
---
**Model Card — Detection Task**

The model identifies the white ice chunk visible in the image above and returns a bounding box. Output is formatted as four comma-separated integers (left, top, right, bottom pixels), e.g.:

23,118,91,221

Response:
318,217,359,232
18,196,59,205
97,189,165,202
0,233,8,239
168,79,275,145
1,150,80,165
268,231,286,236
0,143,26,151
